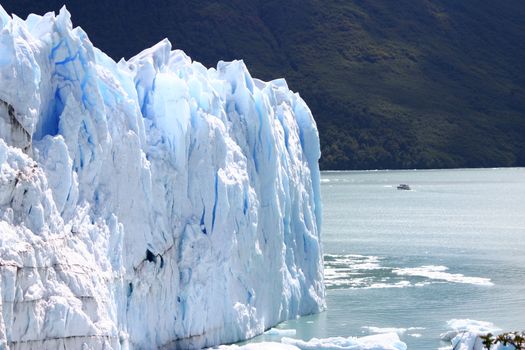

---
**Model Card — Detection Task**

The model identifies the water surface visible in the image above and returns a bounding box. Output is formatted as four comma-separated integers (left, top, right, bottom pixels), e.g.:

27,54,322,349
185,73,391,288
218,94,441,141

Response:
260,168,525,349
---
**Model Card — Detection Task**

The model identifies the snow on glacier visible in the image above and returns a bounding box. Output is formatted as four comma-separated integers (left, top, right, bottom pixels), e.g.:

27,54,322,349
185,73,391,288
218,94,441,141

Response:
0,6,324,349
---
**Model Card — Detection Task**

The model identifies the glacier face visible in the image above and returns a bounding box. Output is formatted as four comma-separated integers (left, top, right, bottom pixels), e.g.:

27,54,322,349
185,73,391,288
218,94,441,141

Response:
0,6,324,350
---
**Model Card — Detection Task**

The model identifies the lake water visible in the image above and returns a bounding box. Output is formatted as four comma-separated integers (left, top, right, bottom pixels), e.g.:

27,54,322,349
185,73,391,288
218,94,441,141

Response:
254,168,525,349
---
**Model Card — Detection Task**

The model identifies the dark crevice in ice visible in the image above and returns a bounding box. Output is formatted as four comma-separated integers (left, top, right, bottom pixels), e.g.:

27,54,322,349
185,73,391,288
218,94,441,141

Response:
145,249,156,263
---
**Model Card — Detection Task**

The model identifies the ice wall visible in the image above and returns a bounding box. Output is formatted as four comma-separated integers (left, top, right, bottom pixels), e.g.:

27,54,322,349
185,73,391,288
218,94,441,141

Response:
0,6,324,349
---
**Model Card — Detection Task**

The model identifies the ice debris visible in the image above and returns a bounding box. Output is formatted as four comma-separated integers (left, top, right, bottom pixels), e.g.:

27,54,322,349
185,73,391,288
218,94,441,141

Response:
0,5,323,349
440,319,514,350
264,328,297,337
282,333,407,350
213,333,407,350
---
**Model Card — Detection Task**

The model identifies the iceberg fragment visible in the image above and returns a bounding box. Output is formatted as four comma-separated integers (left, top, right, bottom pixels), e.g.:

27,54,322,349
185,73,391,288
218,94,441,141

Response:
282,333,407,350
0,5,324,349
440,319,513,350
213,333,407,350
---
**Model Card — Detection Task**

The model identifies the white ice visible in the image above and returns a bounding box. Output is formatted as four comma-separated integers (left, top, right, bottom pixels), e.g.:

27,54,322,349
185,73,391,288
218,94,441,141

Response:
213,333,407,350
440,319,514,350
282,333,407,350
0,5,324,349
264,328,297,337
362,326,425,336
392,265,493,286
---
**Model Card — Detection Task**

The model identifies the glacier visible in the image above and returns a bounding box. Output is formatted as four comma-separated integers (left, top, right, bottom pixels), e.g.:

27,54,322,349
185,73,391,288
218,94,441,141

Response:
0,5,324,350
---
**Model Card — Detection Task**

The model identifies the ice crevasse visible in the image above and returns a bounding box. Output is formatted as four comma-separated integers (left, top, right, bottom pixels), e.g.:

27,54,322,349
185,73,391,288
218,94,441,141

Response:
0,6,324,350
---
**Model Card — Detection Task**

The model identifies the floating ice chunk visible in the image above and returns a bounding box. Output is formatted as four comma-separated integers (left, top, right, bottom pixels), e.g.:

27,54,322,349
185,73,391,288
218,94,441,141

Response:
443,319,502,337
440,319,508,350
282,333,407,350
265,328,297,336
368,281,412,289
362,326,425,335
440,319,501,342
214,343,300,350
392,265,493,286
408,333,422,338
214,333,407,350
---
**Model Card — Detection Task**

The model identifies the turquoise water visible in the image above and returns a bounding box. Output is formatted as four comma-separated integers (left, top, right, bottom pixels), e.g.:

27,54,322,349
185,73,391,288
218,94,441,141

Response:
257,168,525,349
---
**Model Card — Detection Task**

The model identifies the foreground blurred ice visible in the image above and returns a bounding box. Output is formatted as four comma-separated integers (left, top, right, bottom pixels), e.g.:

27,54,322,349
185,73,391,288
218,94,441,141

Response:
441,319,515,350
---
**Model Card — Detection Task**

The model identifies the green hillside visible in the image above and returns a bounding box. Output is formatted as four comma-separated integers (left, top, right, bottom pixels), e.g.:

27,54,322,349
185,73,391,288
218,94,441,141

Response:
3,0,525,169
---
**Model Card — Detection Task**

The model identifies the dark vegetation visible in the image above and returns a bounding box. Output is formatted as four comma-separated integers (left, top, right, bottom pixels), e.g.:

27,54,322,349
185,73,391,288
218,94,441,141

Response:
481,332,525,350
3,0,525,169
